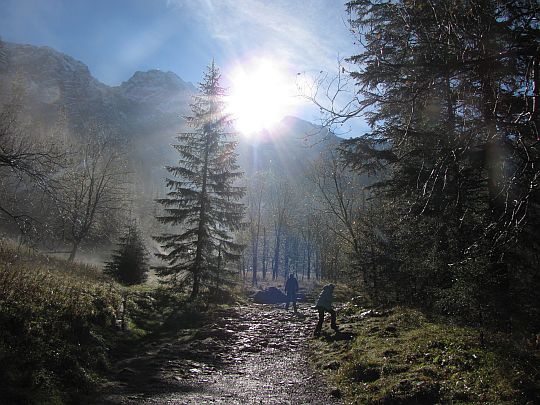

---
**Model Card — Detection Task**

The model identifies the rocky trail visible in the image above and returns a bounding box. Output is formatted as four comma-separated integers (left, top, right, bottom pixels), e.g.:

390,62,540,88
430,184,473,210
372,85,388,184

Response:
100,302,345,405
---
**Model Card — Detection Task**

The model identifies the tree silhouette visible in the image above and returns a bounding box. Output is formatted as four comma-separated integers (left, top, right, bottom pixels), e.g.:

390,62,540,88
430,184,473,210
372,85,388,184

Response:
154,62,245,299
105,223,149,285
338,0,540,327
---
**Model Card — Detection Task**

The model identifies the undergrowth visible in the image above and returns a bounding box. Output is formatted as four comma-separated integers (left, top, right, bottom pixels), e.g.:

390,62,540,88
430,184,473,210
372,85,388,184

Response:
311,304,540,404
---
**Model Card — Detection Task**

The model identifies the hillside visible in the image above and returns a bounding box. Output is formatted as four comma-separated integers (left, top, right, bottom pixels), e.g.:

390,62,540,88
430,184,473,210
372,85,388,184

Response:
0,40,342,259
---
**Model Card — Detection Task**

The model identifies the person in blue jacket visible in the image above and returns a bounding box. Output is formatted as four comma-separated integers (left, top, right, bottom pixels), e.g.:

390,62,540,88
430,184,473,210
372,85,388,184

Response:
285,273,299,313
314,283,339,337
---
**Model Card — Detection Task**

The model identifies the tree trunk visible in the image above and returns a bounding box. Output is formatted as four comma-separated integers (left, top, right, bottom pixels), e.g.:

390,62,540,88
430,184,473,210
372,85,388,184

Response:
302,246,306,280
192,129,211,300
68,240,80,262
307,245,311,280
262,227,267,280
284,236,290,279
252,246,258,286
190,274,200,300
533,55,539,140
216,243,222,290
272,231,281,280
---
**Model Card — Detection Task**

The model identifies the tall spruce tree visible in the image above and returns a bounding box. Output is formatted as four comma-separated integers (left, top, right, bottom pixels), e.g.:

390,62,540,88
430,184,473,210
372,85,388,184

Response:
155,62,245,299
340,0,539,327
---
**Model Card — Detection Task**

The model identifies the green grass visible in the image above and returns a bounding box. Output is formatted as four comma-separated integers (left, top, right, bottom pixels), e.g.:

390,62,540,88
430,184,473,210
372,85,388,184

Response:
311,305,540,404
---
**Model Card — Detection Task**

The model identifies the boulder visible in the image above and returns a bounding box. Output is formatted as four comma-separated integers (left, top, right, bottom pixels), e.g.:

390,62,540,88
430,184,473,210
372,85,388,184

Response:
253,287,287,304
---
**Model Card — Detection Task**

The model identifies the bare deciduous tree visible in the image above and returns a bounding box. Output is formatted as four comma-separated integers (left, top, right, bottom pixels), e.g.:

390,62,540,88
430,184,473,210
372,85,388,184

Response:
268,180,297,280
0,98,65,235
311,154,365,258
59,130,128,261
246,172,265,286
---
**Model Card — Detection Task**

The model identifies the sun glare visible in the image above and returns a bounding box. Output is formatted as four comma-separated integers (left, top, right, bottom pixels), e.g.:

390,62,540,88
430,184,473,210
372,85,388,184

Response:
227,59,297,136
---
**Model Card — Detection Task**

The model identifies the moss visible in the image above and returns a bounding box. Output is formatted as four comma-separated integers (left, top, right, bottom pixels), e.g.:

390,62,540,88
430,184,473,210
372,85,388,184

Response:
310,304,540,404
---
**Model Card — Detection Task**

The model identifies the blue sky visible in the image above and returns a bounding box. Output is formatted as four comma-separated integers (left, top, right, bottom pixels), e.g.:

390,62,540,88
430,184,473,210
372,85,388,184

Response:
0,0,368,136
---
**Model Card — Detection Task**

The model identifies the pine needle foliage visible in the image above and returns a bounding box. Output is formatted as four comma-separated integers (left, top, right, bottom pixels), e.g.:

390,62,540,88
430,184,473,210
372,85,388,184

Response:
104,223,149,285
154,62,245,299
341,0,540,329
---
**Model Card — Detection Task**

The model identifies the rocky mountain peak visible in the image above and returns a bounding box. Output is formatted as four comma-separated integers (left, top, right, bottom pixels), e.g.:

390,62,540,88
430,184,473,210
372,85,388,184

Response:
119,69,193,102
5,42,92,79
0,41,339,183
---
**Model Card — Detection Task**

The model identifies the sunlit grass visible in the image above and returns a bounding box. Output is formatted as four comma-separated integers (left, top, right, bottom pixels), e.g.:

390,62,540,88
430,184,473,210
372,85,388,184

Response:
311,306,540,404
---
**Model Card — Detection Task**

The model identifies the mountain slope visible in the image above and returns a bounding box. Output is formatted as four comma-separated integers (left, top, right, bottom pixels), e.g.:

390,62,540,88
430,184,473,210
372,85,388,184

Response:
0,41,339,187
0,42,196,136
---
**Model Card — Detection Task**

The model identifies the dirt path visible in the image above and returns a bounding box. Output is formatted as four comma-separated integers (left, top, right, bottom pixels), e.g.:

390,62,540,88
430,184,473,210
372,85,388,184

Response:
100,302,343,405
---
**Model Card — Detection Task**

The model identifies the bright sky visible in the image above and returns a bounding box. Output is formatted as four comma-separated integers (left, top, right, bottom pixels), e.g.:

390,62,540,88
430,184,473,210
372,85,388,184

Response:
0,0,369,136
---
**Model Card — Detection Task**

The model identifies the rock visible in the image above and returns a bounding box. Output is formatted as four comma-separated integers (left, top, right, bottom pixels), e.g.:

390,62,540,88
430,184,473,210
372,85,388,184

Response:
330,388,342,398
385,324,397,333
253,287,288,304
323,360,341,370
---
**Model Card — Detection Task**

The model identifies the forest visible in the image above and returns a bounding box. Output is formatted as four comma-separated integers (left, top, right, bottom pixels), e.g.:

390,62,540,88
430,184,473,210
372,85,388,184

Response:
0,1,539,404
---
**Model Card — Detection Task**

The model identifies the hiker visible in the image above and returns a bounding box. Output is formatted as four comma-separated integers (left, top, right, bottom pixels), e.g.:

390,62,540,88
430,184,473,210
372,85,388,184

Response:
314,283,339,337
284,273,299,313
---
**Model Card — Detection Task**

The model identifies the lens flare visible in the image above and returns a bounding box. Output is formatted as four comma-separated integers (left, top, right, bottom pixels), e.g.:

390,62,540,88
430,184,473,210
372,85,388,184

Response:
227,59,297,136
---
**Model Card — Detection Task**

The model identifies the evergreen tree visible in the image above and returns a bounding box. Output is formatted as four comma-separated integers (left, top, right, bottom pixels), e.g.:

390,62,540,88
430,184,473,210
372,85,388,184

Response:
340,0,539,327
154,62,245,300
105,223,149,285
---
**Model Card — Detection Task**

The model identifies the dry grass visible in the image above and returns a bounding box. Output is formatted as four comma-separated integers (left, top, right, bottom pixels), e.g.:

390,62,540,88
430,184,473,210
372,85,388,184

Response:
0,240,123,404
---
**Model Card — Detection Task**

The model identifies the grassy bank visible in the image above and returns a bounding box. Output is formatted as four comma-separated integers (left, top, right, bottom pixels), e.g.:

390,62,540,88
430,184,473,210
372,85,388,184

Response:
0,240,240,404
0,241,124,404
312,303,540,404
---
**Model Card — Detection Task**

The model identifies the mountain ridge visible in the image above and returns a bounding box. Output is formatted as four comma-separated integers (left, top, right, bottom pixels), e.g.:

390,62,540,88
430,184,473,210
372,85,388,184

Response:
0,40,340,185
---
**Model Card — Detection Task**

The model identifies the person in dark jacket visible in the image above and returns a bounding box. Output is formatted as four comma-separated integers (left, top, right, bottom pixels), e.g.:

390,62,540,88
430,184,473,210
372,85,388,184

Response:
314,283,339,337
284,274,299,313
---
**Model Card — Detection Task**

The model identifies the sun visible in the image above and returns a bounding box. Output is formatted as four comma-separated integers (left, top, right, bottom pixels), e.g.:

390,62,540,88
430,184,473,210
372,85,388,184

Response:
226,59,296,136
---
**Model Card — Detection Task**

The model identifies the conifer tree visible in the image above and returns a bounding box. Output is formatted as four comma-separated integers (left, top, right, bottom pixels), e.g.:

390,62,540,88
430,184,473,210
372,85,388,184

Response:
339,0,539,326
154,62,245,299
105,223,149,285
